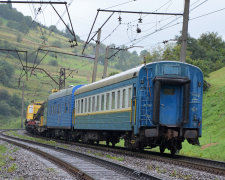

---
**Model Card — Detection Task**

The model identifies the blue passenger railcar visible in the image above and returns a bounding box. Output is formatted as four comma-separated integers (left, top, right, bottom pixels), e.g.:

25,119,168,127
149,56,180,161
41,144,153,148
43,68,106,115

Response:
46,85,82,136
73,61,203,153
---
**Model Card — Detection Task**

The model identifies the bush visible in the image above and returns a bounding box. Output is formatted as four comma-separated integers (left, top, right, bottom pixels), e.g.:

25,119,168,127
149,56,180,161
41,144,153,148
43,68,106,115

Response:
51,40,62,48
0,19,3,26
48,60,58,66
0,90,22,117
16,33,23,42
0,60,15,86
10,94,21,109
0,100,11,116
108,71,119,77
0,89,10,100
7,20,29,34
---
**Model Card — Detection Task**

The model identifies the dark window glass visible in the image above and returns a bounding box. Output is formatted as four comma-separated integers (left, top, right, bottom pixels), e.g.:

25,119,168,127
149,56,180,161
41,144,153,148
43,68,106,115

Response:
163,89,175,95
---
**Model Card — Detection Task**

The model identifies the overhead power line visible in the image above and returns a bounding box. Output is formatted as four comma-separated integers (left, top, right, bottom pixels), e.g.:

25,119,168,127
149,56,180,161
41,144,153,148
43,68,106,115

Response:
190,7,225,20
120,0,210,47
104,0,137,10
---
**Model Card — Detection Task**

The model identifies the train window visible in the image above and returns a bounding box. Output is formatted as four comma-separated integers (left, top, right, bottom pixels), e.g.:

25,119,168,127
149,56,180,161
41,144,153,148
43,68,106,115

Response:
111,92,115,109
92,96,95,112
106,93,110,110
78,100,80,113
122,89,126,108
85,98,87,113
88,97,91,112
58,104,60,114
81,99,84,113
164,89,175,95
128,88,132,107
96,95,100,111
117,90,121,109
101,94,105,111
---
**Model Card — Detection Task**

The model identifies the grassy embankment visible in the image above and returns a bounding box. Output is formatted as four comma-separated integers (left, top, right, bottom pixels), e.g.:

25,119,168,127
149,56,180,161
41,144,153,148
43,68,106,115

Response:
0,18,119,129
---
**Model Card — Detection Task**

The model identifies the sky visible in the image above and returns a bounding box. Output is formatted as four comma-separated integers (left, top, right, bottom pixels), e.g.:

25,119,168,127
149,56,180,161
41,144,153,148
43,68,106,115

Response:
11,0,225,53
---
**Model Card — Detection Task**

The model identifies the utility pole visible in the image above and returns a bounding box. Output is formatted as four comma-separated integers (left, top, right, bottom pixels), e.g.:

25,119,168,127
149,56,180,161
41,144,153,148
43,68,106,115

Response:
180,0,190,62
59,68,66,90
92,29,101,82
102,46,109,79
21,81,24,129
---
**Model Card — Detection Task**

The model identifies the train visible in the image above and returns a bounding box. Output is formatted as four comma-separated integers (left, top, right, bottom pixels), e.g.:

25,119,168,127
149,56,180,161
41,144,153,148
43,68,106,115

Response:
25,61,203,154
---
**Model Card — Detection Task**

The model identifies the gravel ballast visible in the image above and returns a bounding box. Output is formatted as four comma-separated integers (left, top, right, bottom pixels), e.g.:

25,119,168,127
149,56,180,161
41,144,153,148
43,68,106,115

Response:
6,130,225,180
0,140,75,180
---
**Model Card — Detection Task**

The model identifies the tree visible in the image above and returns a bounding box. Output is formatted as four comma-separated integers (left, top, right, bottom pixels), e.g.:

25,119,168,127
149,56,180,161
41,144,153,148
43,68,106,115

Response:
7,0,12,9
10,93,21,109
16,33,23,42
0,60,14,86
198,32,224,51
140,50,150,59
0,18,3,26
0,89,10,100
0,100,10,116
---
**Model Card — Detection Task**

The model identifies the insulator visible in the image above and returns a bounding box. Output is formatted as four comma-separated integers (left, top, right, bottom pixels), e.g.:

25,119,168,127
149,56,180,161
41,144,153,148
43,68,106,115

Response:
136,27,141,33
138,17,142,23
118,16,122,24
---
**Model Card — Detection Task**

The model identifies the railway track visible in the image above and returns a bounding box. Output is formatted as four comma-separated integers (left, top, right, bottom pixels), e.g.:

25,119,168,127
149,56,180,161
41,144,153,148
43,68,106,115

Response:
0,130,161,180
22,130,225,177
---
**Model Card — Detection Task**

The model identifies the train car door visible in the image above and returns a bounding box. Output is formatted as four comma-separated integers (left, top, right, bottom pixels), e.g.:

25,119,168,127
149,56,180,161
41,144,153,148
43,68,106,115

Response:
159,85,181,125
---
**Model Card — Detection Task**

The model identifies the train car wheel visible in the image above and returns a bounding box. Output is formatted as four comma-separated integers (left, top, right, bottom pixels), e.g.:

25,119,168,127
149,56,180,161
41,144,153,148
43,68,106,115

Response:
170,147,177,155
160,145,166,154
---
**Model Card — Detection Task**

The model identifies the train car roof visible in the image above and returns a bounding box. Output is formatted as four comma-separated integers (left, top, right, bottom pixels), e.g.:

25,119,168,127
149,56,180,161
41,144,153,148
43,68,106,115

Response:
48,86,74,101
74,61,202,95
48,85,83,101
75,64,144,95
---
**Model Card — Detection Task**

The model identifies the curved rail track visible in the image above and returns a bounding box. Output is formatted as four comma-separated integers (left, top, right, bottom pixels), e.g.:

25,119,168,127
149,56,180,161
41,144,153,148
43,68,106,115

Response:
0,130,161,180
23,130,225,176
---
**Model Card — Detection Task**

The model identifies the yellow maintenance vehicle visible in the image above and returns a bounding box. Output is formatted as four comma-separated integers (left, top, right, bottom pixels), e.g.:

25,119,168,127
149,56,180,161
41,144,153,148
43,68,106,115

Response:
25,101,45,133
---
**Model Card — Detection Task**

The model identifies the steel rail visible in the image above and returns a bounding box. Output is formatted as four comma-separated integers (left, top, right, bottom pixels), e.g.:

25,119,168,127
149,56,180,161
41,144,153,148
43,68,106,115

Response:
1,131,162,180
25,131,225,176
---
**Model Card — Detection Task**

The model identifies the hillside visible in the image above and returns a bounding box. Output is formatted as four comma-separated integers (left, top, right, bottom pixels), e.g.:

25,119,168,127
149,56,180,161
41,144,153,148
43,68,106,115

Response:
0,5,134,128
179,67,225,161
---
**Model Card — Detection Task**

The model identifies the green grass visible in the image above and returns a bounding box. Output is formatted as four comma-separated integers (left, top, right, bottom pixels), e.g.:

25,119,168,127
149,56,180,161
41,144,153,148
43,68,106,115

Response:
0,116,21,129
7,163,17,173
6,131,57,147
0,145,7,167
47,167,56,172
105,154,124,161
